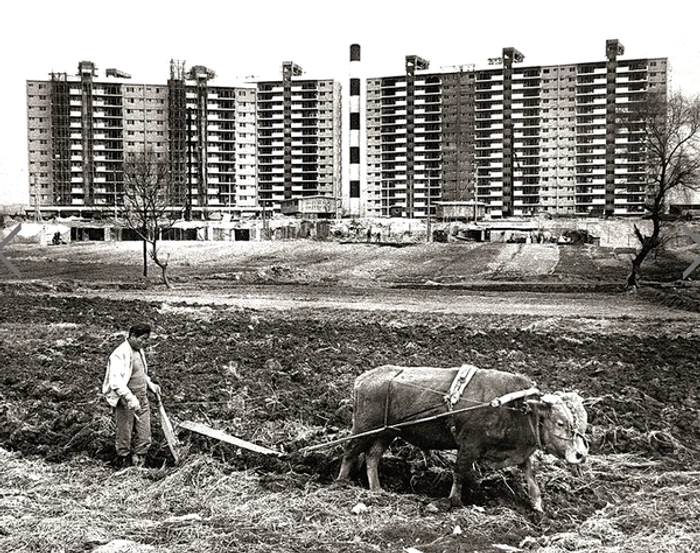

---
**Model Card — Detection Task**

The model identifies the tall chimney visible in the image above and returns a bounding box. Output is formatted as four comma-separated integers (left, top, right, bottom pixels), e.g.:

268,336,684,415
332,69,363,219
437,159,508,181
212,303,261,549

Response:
349,44,361,216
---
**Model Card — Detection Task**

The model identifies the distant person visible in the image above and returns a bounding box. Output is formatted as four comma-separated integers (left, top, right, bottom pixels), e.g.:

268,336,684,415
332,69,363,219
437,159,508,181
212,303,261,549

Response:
102,323,161,468
625,270,639,292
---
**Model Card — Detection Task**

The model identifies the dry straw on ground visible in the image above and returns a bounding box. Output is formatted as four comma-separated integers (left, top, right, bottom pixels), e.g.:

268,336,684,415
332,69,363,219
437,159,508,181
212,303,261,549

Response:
2,446,699,553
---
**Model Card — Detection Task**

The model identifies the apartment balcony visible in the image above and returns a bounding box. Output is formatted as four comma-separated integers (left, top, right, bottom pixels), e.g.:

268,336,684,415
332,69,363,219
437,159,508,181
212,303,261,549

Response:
577,106,608,116
475,101,503,111
512,91,541,100
476,72,504,82
617,64,648,73
257,101,285,110
379,81,406,90
575,167,605,180
614,157,645,165
576,118,607,127
575,160,606,169
576,65,604,75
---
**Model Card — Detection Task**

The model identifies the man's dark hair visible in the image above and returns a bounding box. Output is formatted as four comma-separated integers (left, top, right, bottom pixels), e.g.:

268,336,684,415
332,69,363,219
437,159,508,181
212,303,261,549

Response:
129,323,152,338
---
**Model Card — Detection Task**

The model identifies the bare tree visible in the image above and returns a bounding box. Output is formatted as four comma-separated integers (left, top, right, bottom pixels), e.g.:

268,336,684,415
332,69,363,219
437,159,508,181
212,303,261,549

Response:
626,92,700,287
122,149,178,288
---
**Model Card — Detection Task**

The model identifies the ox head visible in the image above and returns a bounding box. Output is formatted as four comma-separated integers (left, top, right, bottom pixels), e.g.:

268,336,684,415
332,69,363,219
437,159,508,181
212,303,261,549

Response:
527,391,588,464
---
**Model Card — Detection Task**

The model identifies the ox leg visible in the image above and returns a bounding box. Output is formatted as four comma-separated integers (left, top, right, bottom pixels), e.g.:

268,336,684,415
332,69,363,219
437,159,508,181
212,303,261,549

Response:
337,438,367,481
448,447,475,508
365,436,394,492
521,457,543,513
337,453,356,482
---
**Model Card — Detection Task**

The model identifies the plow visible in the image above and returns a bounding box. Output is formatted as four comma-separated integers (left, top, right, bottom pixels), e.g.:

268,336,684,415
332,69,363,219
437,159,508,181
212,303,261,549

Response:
157,368,542,464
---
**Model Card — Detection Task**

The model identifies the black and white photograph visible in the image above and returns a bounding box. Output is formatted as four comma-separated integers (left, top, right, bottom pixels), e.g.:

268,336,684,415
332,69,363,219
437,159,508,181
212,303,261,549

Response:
1,1,699,551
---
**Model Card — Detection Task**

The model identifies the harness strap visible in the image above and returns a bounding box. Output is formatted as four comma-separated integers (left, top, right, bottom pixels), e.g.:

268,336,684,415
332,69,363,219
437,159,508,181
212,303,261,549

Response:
383,369,405,430
528,408,543,449
443,364,478,440
445,364,479,407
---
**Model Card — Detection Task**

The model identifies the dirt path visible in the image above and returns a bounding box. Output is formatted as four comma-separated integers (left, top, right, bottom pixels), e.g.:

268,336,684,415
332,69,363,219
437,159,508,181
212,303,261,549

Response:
41,284,700,321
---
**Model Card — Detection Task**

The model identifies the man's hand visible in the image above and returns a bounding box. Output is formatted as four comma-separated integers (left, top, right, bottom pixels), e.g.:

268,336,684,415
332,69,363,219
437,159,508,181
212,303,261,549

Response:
149,383,162,396
126,395,141,412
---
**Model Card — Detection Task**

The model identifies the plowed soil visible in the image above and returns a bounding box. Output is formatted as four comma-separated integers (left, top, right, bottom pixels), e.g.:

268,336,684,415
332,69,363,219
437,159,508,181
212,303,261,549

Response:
1,240,699,552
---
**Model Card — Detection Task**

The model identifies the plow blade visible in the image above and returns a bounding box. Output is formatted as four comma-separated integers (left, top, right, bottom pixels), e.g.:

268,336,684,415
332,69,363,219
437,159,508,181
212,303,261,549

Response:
156,393,181,465
178,420,284,457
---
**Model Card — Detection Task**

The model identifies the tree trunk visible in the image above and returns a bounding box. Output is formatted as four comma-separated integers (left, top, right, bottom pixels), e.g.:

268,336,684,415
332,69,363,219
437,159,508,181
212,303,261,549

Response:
629,213,662,289
157,262,170,289
149,239,171,289
142,239,148,277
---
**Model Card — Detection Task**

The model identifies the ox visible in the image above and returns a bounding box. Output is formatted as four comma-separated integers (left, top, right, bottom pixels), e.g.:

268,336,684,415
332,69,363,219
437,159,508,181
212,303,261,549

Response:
337,365,588,512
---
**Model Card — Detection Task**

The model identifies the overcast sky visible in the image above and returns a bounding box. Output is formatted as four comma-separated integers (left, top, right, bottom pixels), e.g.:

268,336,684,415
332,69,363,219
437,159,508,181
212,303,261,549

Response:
2,0,699,204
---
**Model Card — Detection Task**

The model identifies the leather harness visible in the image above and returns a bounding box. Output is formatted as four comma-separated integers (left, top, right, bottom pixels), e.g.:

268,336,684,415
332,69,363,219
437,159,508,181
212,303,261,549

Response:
444,364,479,439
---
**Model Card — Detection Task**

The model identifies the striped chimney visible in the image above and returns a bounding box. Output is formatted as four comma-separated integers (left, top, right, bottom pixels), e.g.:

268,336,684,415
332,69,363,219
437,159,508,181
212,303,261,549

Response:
349,44,361,215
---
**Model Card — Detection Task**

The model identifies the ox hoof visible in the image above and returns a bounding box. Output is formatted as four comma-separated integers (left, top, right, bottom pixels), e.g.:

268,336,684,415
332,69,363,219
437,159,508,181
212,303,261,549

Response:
448,497,464,510
331,479,352,489
430,498,455,512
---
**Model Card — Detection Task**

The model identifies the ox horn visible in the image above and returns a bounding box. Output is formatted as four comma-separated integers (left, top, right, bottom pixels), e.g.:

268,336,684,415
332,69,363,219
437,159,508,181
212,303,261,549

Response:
540,393,561,405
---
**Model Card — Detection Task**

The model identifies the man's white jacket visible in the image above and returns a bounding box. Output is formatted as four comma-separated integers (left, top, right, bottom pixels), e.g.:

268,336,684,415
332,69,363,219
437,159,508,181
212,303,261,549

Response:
102,339,157,407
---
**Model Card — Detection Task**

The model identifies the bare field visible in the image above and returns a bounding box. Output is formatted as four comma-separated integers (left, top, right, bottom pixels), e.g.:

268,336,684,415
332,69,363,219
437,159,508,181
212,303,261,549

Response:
1,240,700,552
0,240,627,285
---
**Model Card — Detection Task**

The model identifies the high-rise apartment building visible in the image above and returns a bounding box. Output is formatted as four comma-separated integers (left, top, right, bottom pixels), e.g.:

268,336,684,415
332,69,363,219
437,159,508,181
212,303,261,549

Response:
27,61,258,218
166,62,257,218
26,60,341,219
256,61,342,216
25,42,666,221
365,40,667,218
